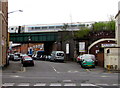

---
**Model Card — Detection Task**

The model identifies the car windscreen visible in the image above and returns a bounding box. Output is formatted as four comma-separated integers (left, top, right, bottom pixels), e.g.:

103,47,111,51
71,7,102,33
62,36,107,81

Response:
83,55,95,60
14,56,18,58
24,57,33,60
84,58,93,62
57,53,64,56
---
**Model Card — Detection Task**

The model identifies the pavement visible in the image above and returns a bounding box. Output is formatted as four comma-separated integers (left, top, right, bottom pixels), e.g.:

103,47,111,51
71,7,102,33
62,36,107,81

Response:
2,61,22,73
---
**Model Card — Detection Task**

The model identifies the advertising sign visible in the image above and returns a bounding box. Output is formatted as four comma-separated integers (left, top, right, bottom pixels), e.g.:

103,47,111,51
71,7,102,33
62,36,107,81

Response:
79,42,85,52
33,43,44,51
66,43,69,54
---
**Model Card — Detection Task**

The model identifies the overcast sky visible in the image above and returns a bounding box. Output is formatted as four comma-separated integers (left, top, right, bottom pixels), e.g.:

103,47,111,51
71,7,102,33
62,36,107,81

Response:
8,0,119,26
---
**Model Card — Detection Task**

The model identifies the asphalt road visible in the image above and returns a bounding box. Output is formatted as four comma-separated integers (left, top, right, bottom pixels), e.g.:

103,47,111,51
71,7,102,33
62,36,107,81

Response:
2,60,119,87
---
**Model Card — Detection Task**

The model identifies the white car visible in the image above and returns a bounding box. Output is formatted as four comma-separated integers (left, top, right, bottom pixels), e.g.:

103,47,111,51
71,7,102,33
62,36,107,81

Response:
13,55,21,61
76,54,96,64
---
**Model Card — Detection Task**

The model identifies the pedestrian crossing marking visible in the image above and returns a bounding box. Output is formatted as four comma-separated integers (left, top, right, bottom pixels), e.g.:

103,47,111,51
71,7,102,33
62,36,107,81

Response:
96,84,109,86
2,83,15,86
50,83,62,86
63,80,72,82
81,83,96,86
64,83,76,86
2,83,119,86
17,83,30,86
34,83,46,86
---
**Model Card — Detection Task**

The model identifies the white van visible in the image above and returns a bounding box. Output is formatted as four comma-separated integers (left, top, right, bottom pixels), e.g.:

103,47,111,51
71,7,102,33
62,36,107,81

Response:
50,51,64,62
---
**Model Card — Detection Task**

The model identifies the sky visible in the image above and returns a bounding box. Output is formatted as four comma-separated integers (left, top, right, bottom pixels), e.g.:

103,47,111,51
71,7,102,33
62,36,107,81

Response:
8,0,120,26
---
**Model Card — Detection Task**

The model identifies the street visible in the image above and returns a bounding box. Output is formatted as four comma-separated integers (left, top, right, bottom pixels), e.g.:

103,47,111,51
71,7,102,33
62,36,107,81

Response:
2,60,119,87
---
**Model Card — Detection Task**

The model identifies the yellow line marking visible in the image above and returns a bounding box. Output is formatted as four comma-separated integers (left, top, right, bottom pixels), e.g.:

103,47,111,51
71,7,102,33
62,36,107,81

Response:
86,69,90,72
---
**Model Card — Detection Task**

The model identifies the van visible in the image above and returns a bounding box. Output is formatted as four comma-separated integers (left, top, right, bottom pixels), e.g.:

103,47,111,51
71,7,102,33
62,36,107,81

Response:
50,51,64,62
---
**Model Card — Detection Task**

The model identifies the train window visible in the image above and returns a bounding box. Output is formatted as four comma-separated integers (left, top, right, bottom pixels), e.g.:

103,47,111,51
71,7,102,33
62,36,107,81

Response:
79,24,85,27
49,26,54,29
31,27,35,30
35,27,41,30
56,26,62,29
70,25,77,27
42,26,47,29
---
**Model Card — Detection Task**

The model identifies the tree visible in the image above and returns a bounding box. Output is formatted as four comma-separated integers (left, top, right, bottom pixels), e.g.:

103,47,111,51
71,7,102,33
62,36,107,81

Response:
92,15,115,31
74,27,91,38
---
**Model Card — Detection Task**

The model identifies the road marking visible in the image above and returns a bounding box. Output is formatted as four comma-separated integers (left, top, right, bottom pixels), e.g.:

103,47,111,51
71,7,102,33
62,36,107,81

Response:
17,83,30,86
86,69,91,72
34,83,46,86
10,75,21,78
64,83,76,86
96,84,109,86
22,67,26,72
52,67,57,72
101,76,110,77
2,83,15,86
81,83,96,86
68,70,79,73
63,80,72,82
50,83,62,86
3,83,118,86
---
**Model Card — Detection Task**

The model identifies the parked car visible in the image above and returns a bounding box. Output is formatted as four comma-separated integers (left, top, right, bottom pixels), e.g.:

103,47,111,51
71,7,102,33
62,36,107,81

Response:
81,58,95,68
76,54,97,65
21,54,28,58
32,54,38,60
50,51,64,62
76,55,83,64
22,56,34,67
45,55,51,61
13,55,21,61
8,54,14,60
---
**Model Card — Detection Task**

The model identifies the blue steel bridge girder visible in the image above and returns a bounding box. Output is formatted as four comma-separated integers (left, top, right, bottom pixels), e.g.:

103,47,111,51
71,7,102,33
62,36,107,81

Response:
10,32,58,43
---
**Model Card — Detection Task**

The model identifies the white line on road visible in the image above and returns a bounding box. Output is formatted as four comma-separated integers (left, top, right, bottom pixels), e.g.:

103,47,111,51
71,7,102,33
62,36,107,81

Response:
50,83,62,86
96,84,109,86
2,83,15,86
10,75,21,78
81,83,96,86
63,80,72,82
64,83,76,86
68,70,79,73
22,67,26,72
34,83,46,86
17,83,30,86
101,76,110,77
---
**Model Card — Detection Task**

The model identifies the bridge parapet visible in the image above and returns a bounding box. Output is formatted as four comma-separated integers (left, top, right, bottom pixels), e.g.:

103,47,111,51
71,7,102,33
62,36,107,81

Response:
10,32,58,43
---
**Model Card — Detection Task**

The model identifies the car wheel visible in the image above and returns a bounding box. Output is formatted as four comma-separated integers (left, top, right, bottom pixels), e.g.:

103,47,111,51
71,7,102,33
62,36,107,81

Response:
32,63,34,66
23,64,26,67
92,66,95,68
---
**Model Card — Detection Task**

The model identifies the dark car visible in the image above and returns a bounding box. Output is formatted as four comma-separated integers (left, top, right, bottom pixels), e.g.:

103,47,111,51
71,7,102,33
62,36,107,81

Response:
22,56,34,67
8,54,14,60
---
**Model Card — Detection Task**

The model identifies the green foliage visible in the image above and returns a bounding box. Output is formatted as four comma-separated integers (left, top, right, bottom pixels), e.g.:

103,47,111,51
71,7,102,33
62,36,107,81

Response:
92,21,115,31
75,27,91,38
